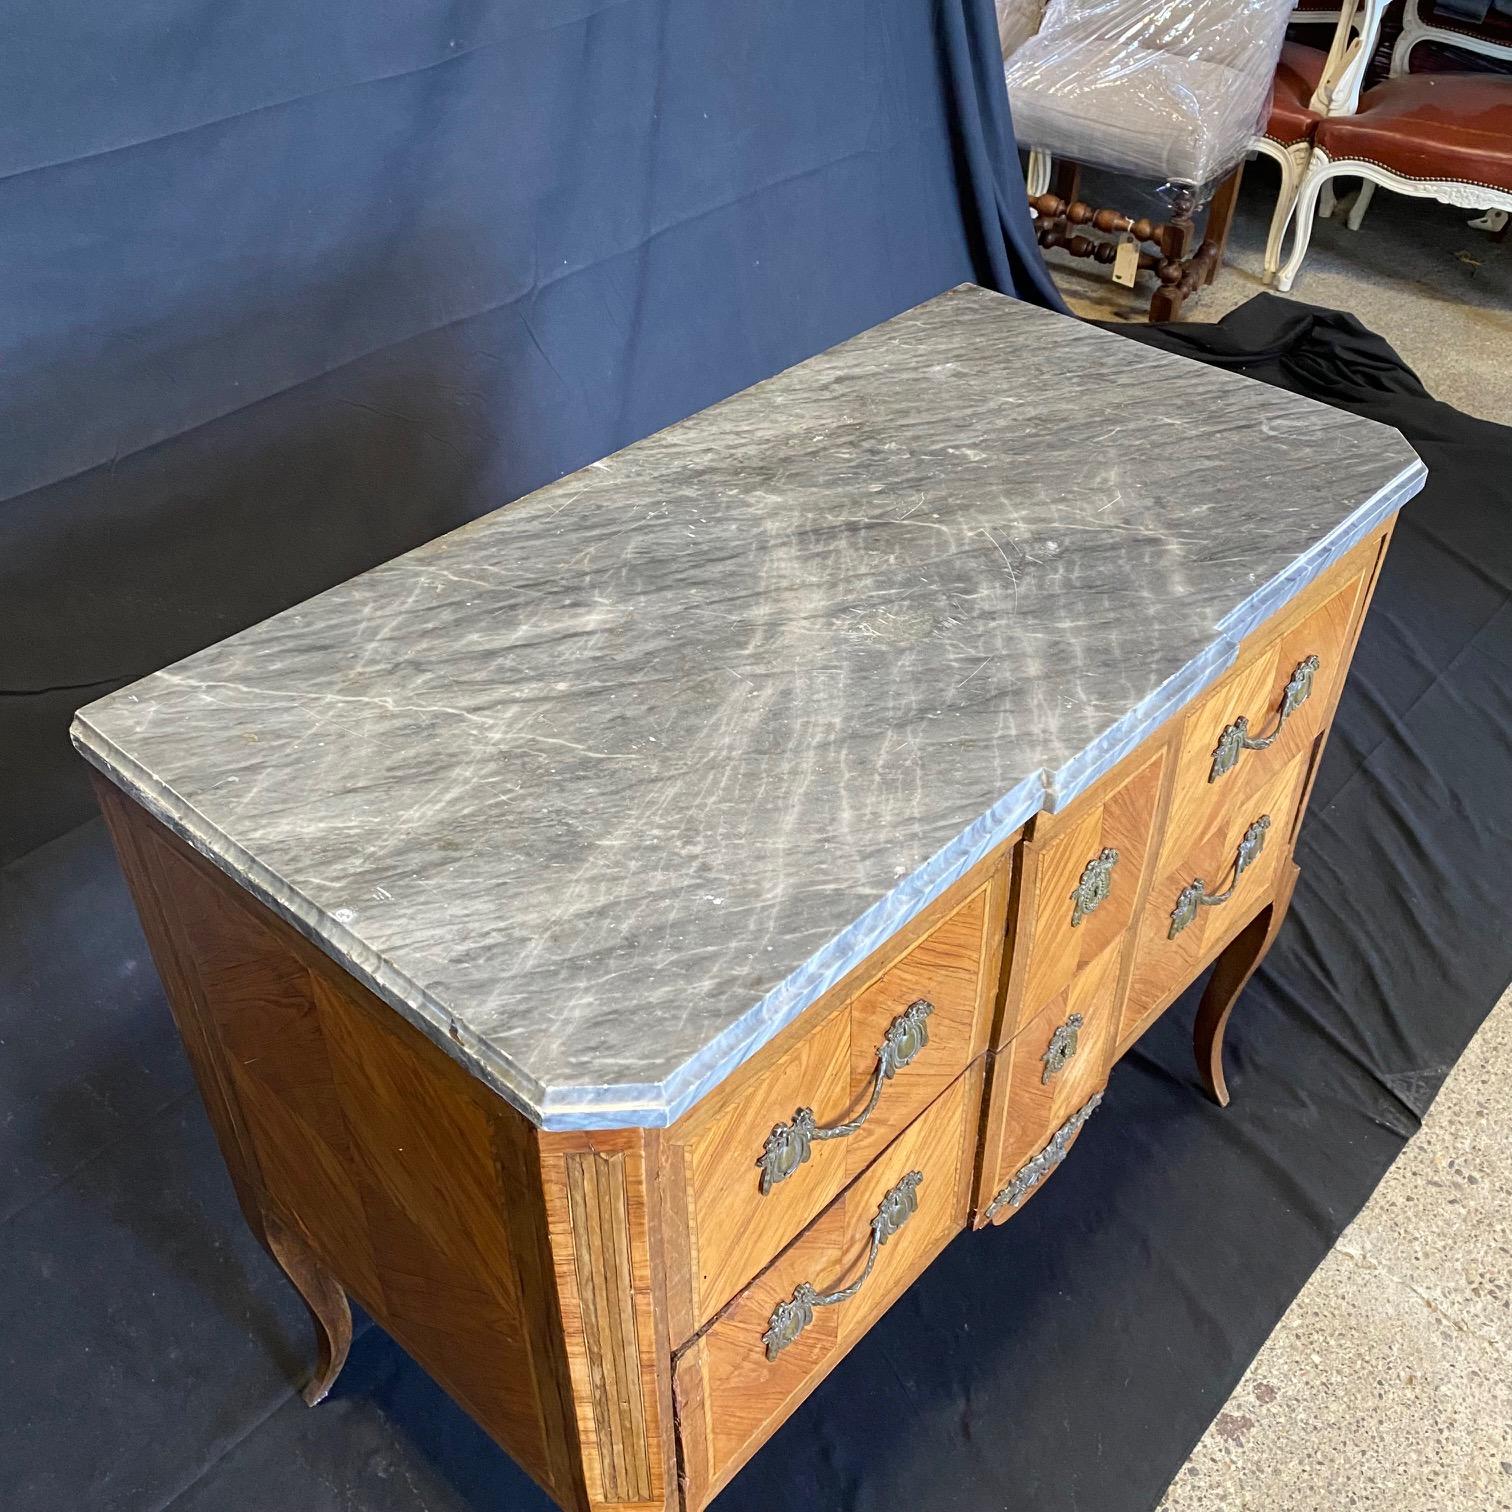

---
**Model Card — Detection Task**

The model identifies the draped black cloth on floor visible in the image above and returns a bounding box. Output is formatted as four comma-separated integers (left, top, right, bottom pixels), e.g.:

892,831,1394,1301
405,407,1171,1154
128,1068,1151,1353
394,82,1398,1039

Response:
4,299,1508,1511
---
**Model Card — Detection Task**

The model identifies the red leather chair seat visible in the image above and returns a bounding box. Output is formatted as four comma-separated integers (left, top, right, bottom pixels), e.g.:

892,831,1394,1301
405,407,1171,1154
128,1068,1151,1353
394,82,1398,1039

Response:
1266,42,1331,146
1314,73,1512,190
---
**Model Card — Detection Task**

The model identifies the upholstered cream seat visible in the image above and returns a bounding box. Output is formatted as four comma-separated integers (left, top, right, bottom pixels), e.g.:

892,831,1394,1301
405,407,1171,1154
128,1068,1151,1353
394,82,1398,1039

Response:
1005,0,1296,190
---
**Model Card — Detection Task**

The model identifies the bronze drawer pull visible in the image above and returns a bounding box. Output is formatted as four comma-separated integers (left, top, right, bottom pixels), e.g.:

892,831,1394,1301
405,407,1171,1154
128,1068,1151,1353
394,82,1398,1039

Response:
763,1170,923,1359
1168,816,1271,939
756,999,934,1195
1209,656,1320,782
1070,848,1119,926
985,1092,1103,1221
1040,1012,1084,1083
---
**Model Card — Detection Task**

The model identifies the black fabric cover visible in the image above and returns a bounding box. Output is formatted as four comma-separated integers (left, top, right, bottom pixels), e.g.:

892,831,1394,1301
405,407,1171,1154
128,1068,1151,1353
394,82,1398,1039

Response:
0,0,1061,865
4,297,1510,1511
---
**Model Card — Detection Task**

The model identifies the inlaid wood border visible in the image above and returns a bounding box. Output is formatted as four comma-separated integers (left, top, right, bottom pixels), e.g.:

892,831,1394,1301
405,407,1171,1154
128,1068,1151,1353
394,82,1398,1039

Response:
539,1129,677,1512
655,841,1014,1348
94,778,677,1512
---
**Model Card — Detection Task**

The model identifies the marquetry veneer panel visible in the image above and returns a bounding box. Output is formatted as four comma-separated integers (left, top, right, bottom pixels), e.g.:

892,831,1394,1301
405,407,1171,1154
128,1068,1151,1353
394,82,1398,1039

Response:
671,1065,981,1508
91,523,1399,1512
659,853,1007,1340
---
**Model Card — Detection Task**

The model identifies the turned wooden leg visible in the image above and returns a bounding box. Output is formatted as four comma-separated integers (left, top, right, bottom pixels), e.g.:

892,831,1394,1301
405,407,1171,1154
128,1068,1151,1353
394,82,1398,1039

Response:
1194,860,1300,1107
1149,270,1186,324
264,1211,353,1405
1049,158,1082,207
1202,164,1244,286
1166,186,1197,261
1148,186,1198,322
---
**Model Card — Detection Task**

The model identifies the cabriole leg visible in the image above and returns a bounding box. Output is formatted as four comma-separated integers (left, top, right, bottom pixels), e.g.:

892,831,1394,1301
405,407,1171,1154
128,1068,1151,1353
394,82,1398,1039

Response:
1263,145,1307,277
264,1212,354,1405
1346,179,1376,231
1194,861,1300,1107
95,776,355,1408
1276,160,1336,291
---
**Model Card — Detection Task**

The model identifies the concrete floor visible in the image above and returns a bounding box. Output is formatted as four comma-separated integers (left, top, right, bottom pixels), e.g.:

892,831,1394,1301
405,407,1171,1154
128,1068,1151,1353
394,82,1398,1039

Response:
1052,162,1512,426
1158,986,1512,1512
1043,162,1512,1512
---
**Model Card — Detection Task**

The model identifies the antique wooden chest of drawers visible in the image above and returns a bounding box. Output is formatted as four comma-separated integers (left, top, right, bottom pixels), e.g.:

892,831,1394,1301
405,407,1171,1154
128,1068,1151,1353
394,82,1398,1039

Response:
75,288,1425,1512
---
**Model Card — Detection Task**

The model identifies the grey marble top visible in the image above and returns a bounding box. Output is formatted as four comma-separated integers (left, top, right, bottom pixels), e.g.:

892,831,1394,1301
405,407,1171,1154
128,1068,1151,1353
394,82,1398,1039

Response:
74,287,1425,1130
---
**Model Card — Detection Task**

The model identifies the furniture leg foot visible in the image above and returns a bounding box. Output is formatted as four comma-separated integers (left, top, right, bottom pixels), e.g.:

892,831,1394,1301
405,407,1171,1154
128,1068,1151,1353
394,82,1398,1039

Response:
1193,861,1300,1107
1203,164,1244,285
1149,279,1185,323
264,1212,353,1405
1026,147,1052,198
1345,179,1376,231
1276,158,1334,291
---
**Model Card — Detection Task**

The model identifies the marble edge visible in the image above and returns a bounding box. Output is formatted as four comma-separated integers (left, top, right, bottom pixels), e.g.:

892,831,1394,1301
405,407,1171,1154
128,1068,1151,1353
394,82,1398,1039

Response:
73,702,1046,1131
532,765,1051,1129
69,717,557,1126
1042,636,1239,813
72,449,1428,1133
1214,455,1427,646
1042,451,1428,815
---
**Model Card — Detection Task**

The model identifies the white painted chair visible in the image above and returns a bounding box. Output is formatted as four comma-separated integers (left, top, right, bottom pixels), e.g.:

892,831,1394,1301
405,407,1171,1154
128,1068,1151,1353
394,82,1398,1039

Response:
1341,0,1512,230
1276,67,1512,290
1392,0,1512,76
1250,0,1387,277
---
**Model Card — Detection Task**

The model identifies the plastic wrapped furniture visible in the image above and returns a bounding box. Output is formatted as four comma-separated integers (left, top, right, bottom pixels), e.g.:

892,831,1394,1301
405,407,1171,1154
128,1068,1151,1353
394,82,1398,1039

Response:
1007,0,1296,319
996,0,1046,59
1253,0,1389,277
1007,0,1297,191
1277,71,1512,289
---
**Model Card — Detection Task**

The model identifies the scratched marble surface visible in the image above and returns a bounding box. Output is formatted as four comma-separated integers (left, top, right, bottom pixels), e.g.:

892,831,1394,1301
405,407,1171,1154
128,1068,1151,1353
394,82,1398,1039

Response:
74,287,1425,1128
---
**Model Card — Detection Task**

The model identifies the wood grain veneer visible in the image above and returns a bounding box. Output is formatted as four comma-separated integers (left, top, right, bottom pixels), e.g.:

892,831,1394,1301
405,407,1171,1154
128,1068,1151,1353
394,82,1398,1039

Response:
671,1064,981,1509
976,940,1122,1225
96,776,663,1512
659,857,1005,1340
90,521,1398,1512
1003,742,1167,1043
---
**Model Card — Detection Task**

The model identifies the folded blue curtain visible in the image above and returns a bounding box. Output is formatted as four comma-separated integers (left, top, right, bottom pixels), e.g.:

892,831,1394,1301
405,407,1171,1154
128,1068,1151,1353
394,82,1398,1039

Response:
0,0,1061,862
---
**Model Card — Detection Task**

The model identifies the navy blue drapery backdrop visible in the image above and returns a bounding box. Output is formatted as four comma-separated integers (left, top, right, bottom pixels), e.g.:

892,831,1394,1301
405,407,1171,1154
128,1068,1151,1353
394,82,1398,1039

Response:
0,0,1061,864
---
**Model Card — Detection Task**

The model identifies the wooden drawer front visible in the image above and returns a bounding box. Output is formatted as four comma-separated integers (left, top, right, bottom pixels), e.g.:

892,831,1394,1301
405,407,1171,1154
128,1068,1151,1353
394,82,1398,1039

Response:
1164,570,1364,857
1123,746,1311,1045
977,941,1120,1226
673,1066,979,1508
678,882,995,1330
1008,746,1166,1043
